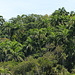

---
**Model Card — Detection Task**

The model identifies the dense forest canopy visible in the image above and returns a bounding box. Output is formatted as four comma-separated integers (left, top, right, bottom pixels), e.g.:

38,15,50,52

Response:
0,7,75,75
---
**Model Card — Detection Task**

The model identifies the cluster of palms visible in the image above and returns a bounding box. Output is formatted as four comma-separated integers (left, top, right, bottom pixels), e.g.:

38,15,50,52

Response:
0,7,75,75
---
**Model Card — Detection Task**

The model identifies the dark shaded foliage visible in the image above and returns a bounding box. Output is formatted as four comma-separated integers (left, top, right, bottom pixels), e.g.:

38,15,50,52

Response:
0,7,75,75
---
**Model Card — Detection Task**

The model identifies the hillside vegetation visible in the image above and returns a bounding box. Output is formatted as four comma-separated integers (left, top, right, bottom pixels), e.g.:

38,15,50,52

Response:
0,7,75,75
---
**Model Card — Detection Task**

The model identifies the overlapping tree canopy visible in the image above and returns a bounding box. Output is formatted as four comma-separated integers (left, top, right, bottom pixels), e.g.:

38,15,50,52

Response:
0,7,75,75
